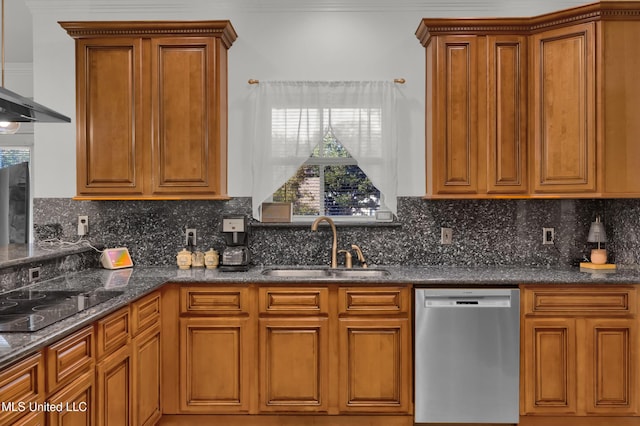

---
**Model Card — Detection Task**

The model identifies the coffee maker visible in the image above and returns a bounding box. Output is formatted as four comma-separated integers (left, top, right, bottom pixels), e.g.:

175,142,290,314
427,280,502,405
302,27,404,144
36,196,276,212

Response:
219,215,251,271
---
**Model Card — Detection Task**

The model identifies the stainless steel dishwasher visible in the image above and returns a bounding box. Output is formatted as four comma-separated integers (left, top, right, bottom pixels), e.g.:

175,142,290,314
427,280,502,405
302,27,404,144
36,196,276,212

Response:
414,288,520,423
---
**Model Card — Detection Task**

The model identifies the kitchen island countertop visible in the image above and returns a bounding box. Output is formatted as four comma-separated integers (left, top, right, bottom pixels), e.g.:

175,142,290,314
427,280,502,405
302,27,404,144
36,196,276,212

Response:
0,263,639,369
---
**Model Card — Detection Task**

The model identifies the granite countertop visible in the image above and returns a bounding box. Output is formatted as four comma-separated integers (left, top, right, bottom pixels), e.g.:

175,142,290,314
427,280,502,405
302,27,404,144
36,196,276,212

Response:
1,263,640,369
0,243,95,269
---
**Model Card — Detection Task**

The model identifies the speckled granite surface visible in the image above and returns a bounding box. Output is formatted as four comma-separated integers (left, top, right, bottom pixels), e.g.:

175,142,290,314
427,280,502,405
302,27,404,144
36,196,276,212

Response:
32,197,624,267
0,244,99,292
0,264,639,369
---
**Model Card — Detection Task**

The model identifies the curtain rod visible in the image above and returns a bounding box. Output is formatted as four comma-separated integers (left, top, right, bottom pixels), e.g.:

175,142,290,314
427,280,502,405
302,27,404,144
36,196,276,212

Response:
248,78,406,84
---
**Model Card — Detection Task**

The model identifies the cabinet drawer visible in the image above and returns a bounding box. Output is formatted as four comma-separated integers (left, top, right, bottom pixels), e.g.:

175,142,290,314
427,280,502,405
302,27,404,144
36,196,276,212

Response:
180,286,249,315
338,287,409,315
96,307,130,359
522,286,637,316
0,352,45,425
46,325,94,393
12,410,45,426
131,291,161,336
259,287,329,314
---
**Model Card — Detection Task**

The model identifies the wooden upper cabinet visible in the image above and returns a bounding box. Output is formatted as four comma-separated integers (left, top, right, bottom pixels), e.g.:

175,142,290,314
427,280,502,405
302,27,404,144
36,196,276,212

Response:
601,17,640,196
150,37,225,196
74,37,144,196
417,2,640,199
417,22,527,198
430,35,479,195
530,23,596,194
487,35,528,194
60,21,237,200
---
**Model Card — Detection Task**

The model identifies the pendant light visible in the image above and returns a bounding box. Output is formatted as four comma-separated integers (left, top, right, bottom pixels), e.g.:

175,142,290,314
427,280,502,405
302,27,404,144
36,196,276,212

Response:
0,0,18,134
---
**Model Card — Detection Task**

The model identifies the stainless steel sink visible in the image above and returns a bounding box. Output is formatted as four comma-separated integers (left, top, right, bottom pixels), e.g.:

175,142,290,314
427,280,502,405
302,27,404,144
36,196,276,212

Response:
260,268,331,278
261,268,390,279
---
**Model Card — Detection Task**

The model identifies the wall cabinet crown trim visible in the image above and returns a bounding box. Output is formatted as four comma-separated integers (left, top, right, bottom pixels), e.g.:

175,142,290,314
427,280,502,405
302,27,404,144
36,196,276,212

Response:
60,20,238,48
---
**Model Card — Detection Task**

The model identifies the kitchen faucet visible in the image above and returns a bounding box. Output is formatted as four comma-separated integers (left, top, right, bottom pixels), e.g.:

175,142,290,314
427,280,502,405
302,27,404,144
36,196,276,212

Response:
351,244,368,268
311,216,338,268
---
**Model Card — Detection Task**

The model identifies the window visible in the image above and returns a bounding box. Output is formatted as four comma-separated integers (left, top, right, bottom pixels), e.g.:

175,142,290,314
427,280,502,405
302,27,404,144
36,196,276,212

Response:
0,148,30,168
251,81,398,222
273,130,381,218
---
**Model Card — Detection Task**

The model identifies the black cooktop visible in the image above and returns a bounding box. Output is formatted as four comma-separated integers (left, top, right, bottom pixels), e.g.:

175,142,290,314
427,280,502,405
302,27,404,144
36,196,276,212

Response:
0,290,123,332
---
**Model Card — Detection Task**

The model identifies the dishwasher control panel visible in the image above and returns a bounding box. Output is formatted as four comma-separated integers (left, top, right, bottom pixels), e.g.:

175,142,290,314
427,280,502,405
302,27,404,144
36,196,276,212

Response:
422,288,514,307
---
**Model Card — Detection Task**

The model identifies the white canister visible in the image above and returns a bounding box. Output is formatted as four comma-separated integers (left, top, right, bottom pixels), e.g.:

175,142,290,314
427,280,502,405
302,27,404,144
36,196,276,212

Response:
204,249,219,269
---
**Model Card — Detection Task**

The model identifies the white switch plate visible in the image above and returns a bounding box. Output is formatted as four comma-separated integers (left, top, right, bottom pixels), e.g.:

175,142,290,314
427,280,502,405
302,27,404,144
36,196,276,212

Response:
543,227,555,245
441,227,453,245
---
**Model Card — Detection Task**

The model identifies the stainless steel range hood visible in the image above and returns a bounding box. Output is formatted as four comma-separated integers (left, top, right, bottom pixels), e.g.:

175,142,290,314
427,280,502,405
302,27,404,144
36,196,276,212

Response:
0,86,70,123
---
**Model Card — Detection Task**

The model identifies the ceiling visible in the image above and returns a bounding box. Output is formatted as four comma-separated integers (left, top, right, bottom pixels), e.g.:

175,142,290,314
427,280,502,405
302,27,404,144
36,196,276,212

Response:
10,0,593,63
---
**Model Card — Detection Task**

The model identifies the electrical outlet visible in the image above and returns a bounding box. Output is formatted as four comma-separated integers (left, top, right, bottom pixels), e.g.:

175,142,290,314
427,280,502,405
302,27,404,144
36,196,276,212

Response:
543,227,555,245
77,216,88,236
440,227,453,245
28,267,41,282
185,228,197,246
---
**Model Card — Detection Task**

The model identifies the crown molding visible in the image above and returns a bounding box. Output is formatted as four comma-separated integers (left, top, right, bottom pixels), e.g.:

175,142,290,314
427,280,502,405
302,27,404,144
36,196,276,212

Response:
24,0,592,15
417,1,640,44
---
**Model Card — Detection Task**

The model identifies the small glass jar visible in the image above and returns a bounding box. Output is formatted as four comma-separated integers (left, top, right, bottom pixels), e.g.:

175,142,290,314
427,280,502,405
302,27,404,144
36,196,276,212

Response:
192,251,205,268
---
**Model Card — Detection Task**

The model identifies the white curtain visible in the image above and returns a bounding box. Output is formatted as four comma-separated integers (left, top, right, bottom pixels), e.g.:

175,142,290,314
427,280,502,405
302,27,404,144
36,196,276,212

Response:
250,81,398,220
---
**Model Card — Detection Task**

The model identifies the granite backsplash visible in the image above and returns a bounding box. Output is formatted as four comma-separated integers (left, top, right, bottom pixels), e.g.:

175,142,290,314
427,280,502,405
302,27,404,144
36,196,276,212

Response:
31,196,637,268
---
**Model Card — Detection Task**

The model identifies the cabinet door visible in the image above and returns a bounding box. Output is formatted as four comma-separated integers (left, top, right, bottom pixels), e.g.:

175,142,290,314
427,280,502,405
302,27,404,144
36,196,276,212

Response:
75,38,145,196
96,344,132,426
486,35,528,194
46,326,94,394
150,37,224,196
47,370,95,426
583,318,639,415
429,35,479,194
179,317,252,413
0,352,45,426
12,410,45,426
132,324,162,426
258,317,329,412
338,318,411,413
521,318,578,415
531,23,596,193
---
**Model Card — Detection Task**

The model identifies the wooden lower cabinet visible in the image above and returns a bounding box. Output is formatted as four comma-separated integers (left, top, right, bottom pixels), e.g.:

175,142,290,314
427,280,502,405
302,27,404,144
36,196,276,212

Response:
522,318,578,415
12,410,45,426
94,307,132,426
338,318,411,413
131,291,162,426
521,285,640,424
583,318,638,415
258,317,329,412
179,316,252,413
165,283,413,423
47,369,95,426
132,324,162,426
0,352,45,426
96,344,132,426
